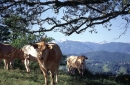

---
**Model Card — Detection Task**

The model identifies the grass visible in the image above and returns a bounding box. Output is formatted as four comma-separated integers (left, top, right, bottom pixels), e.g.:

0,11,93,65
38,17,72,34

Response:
0,68,129,85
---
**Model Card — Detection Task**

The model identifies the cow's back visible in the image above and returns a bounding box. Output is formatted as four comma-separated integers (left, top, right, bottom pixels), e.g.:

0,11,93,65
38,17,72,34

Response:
0,43,15,58
67,56,78,68
0,43,25,61
44,43,62,70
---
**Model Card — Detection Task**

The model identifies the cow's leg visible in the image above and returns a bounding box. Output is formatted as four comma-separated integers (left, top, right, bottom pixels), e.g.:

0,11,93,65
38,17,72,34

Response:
81,69,84,76
50,72,55,85
9,62,12,69
3,59,9,70
69,67,75,75
68,65,75,75
40,66,48,85
68,66,72,75
3,59,6,69
69,67,72,74
78,68,84,78
81,64,85,77
9,61,14,69
55,70,58,83
53,68,59,84
67,65,70,72
78,68,82,75
24,58,30,72
6,61,9,70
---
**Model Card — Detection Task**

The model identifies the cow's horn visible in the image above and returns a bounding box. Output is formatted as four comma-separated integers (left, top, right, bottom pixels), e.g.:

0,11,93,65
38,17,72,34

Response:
48,45,52,49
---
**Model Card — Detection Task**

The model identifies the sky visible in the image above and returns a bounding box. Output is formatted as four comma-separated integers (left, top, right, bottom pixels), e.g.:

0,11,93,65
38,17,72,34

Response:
45,16,130,43
33,8,130,43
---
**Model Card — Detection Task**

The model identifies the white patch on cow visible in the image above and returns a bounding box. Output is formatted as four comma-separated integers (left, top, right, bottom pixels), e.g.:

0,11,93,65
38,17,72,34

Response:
22,45,38,58
77,59,82,64
24,58,30,72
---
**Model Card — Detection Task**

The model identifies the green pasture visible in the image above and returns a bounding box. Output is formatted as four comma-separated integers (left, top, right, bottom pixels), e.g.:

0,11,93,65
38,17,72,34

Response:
0,68,129,85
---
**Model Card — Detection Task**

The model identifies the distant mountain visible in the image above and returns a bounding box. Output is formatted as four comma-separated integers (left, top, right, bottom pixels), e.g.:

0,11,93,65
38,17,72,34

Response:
56,40,130,54
57,40,93,54
95,42,130,53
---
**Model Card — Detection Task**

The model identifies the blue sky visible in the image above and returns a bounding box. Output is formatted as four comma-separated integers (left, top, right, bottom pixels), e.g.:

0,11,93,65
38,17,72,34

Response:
45,25,130,43
33,9,130,43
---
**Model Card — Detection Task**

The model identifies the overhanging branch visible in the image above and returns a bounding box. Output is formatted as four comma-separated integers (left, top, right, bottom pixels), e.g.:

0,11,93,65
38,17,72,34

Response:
0,0,130,36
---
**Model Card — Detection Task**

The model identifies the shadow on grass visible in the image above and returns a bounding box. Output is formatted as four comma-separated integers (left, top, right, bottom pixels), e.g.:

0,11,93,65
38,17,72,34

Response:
63,69,130,85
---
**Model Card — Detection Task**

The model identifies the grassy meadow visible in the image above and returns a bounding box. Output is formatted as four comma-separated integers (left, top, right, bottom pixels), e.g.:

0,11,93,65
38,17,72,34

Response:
0,67,130,85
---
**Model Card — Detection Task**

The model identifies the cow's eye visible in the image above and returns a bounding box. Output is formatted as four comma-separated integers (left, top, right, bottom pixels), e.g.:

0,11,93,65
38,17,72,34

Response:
38,52,42,56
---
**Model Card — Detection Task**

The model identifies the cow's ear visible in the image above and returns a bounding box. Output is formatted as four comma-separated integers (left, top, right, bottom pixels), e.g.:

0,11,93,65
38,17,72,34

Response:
32,44,38,49
85,56,88,59
81,55,88,60
46,44,52,49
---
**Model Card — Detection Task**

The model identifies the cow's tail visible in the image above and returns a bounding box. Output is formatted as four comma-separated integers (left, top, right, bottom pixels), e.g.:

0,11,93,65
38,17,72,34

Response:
66,58,69,66
66,58,70,71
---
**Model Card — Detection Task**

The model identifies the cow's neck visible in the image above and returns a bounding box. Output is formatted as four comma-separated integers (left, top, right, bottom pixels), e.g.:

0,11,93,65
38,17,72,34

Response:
13,49,24,60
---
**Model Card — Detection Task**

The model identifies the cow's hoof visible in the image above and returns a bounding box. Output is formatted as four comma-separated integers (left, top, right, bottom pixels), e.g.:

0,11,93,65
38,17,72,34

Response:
51,82,55,85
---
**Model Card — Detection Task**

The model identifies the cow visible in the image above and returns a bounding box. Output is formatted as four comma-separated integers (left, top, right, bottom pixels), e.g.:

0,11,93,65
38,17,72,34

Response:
0,43,25,70
32,41,62,85
67,55,88,77
21,45,38,72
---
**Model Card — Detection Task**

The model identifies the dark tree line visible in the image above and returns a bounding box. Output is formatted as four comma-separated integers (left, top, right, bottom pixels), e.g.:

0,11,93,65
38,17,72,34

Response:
0,0,130,37
0,25,10,43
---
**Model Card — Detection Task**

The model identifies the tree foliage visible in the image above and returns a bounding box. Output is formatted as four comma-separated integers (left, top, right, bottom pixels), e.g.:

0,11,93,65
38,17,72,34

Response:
0,0,130,36
0,25,10,43
0,14,54,48
1,14,32,46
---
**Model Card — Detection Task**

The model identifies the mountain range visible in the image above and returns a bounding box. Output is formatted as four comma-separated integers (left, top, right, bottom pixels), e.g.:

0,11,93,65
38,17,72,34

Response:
55,40,130,55
56,40,130,74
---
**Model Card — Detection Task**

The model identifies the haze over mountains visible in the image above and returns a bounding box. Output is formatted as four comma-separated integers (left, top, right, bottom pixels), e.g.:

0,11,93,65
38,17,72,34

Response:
55,40,130,55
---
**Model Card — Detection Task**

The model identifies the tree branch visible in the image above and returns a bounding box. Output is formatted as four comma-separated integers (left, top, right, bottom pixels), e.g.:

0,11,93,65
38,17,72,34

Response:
0,0,130,36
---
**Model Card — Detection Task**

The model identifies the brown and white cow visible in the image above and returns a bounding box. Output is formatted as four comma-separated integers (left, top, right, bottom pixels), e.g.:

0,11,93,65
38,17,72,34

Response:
21,45,38,72
32,42,62,85
67,55,88,76
0,43,25,70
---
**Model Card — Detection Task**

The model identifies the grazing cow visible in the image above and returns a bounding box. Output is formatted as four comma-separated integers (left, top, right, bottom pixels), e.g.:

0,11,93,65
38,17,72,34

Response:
67,55,88,76
21,45,38,72
0,43,25,70
32,42,62,85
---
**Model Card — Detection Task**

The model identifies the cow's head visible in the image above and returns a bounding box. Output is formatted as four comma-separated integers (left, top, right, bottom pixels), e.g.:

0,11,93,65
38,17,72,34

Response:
32,41,45,59
77,55,88,69
78,55,88,62
78,55,88,76
84,55,88,60
32,41,52,60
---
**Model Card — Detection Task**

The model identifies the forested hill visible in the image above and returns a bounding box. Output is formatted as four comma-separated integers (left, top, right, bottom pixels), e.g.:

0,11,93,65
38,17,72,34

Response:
93,42,130,54
67,51,130,63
